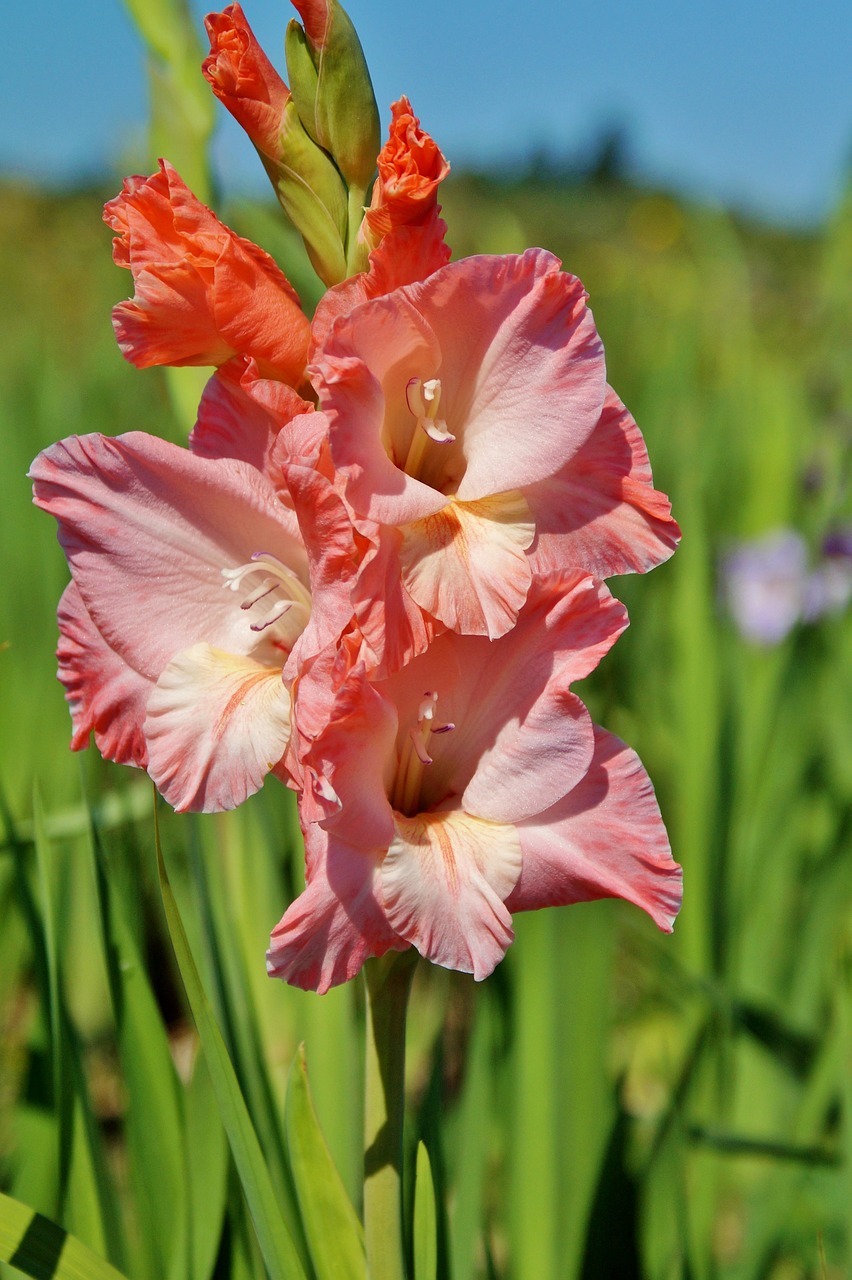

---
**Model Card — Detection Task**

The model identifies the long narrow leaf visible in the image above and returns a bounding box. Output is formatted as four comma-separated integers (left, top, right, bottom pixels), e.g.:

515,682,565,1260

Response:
0,1192,129,1280
154,813,308,1280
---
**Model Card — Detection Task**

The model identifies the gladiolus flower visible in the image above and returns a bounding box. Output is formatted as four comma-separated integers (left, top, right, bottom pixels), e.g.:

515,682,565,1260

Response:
29,432,333,812
268,575,682,991
310,247,678,639
105,161,311,385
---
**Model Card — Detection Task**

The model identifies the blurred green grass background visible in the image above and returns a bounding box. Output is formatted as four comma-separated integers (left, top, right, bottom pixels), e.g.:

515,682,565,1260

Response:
1,158,851,1279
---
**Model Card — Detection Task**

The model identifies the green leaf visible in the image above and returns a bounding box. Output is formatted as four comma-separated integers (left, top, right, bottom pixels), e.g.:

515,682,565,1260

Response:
154,813,307,1280
185,1049,229,1280
284,1044,366,1280
89,817,188,1280
0,1192,130,1280
412,1143,437,1280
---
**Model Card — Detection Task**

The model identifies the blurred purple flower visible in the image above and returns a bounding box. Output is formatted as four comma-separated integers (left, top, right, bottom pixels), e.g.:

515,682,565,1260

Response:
720,527,852,646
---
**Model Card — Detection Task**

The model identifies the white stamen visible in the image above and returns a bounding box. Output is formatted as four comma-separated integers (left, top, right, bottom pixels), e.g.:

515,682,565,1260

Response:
406,377,456,446
221,551,310,646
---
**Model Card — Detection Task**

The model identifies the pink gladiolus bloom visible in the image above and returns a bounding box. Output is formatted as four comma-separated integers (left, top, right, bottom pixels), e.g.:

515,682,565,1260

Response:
310,247,678,639
105,161,311,385
28,431,343,812
268,575,682,991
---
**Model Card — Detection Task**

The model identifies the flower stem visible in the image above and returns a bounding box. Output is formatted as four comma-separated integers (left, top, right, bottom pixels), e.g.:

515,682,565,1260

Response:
363,949,417,1280
345,182,369,276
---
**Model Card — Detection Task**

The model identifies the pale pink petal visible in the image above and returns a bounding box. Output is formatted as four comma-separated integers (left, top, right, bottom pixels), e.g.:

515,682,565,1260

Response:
351,524,439,677
413,249,605,499
144,644,291,812
508,727,683,931
381,810,522,979
30,432,308,679
398,491,534,637
190,355,313,476
311,206,450,351
313,301,447,524
293,655,399,846
528,388,681,579
56,582,150,767
267,824,406,993
383,574,624,823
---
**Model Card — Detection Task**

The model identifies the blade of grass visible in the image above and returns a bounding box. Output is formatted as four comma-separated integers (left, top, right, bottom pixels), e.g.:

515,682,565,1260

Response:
0,1192,130,1280
154,809,308,1280
284,1044,365,1280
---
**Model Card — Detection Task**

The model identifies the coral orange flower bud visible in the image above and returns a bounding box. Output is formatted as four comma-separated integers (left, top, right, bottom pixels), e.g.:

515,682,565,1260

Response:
363,97,450,247
203,3,290,163
285,0,380,192
204,3,348,287
105,161,311,386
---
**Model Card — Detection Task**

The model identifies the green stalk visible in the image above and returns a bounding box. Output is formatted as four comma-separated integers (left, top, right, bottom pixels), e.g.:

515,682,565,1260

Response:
363,951,417,1280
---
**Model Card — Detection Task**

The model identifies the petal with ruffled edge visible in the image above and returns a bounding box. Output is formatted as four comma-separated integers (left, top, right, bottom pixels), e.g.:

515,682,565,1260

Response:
508,727,683,932
267,824,407,993
527,388,680,579
382,573,625,823
381,810,522,979
313,249,605,530
30,432,308,681
398,490,534,637
144,644,292,812
105,161,310,383
190,355,313,477
57,582,151,768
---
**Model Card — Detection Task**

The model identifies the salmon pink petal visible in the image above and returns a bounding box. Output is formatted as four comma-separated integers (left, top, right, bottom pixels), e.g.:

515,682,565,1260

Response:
381,810,522,979
191,356,313,475
296,661,398,848
144,644,292,812
352,524,439,677
399,491,534,637
29,432,308,680
311,207,451,351
105,161,310,383
386,574,624,822
528,388,681,578
267,825,406,993
57,583,150,767
508,727,683,931
313,250,605,535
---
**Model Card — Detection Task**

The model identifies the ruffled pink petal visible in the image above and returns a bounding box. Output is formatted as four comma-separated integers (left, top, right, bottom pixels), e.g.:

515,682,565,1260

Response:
30,432,308,680
398,491,534,637
295,659,399,848
508,727,683,932
351,523,439,678
527,388,681,579
414,249,605,499
56,582,151,767
384,574,624,822
190,355,313,477
144,644,292,812
313,300,447,525
267,824,406,993
312,207,451,351
381,810,522,979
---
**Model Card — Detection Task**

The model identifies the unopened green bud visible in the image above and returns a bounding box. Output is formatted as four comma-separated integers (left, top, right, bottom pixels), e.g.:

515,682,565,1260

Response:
270,99,349,287
285,0,380,192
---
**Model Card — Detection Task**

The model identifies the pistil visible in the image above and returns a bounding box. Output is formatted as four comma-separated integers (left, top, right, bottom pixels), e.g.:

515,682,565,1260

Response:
390,691,454,816
403,377,455,479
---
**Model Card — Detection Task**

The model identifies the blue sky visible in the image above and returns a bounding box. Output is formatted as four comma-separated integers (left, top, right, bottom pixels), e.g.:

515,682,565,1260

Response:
7,0,851,224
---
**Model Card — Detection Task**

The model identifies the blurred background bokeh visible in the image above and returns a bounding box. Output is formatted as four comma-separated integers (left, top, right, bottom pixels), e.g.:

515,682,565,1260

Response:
2,1,851,1277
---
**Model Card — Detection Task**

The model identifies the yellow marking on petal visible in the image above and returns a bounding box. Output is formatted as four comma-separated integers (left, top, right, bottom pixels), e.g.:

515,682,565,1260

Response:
399,491,535,636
